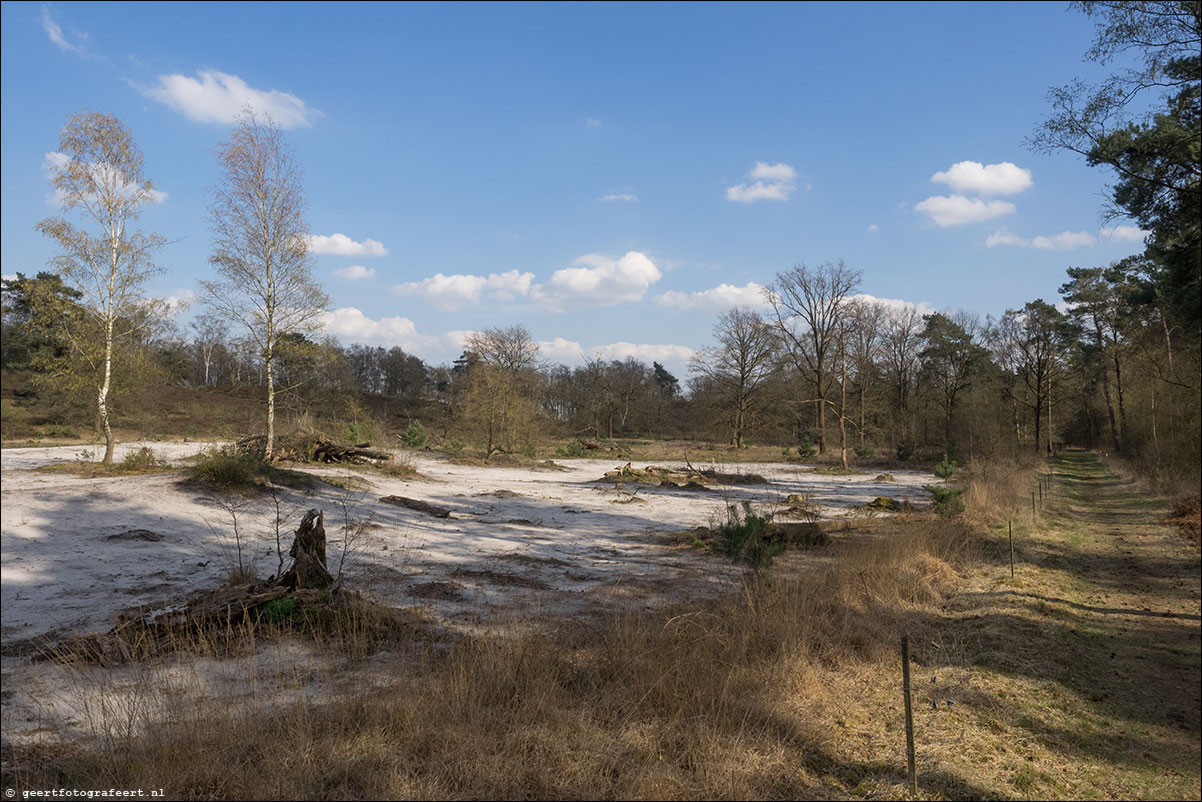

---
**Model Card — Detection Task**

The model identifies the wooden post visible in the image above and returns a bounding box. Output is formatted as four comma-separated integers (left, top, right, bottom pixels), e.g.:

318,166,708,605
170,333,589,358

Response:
902,635,917,795
1009,519,1015,578
1039,477,1043,505
1032,491,1036,517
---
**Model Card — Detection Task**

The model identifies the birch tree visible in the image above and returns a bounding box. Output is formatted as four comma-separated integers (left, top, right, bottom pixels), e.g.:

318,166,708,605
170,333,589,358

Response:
201,112,328,460
36,110,165,464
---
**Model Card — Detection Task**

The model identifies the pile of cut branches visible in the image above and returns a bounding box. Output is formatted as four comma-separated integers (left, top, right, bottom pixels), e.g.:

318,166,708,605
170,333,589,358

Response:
598,462,767,489
237,431,392,465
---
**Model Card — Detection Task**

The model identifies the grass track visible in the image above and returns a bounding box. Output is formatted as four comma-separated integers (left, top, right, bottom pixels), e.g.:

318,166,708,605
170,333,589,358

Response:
904,449,1201,799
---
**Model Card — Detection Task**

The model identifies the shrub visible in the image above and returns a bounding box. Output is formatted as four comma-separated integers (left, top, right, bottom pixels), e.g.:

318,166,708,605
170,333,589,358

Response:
924,484,967,516
401,420,428,449
42,423,78,438
556,439,588,458
854,445,875,459
188,446,261,489
446,438,466,458
714,501,784,568
797,433,817,460
934,453,958,479
346,418,377,445
896,440,916,461
260,597,297,622
120,446,160,472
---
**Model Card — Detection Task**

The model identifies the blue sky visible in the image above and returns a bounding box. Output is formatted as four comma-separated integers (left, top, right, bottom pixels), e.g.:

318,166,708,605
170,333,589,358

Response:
1,1,1149,378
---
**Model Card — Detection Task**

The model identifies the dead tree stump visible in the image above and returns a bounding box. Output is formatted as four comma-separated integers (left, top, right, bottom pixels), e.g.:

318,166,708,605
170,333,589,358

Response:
279,509,333,590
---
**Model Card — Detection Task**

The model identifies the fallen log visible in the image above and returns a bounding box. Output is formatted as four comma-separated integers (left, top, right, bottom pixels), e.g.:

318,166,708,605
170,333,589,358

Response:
379,495,452,519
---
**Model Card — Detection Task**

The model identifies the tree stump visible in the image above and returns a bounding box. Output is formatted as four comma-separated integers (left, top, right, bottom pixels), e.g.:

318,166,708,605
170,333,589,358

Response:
279,508,333,589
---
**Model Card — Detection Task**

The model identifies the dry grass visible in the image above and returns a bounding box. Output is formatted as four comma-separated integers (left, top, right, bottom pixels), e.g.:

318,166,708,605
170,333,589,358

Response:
4,519,975,799
32,446,175,478
4,452,1198,800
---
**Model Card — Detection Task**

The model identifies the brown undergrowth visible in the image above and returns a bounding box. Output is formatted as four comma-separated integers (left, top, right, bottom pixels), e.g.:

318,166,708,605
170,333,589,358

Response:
6,453,1197,800
4,518,978,799
1165,494,1201,547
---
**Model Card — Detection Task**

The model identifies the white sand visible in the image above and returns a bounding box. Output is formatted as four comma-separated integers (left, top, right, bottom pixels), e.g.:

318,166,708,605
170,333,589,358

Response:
1,442,935,642
0,441,936,746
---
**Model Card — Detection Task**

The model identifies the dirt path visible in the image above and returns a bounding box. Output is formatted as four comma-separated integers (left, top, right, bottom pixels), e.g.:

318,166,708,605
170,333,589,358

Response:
914,450,1202,799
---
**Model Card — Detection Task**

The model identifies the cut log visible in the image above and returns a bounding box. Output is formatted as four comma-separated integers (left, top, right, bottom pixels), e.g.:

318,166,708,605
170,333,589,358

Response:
379,495,452,518
313,442,393,464
278,509,333,590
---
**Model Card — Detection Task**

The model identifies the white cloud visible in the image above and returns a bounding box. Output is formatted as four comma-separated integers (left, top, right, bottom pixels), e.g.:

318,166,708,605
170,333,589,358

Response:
914,194,1015,227
987,228,1097,250
534,251,662,308
322,307,450,353
535,337,585,363
1032,231,1095,250
142,70,317,129
654,282,769,311
537,337,695,377
159,289,197,315
726,161,797,203
392,270,535,312
599,192,638,203
867,224,879,233
385,251,664,313
930,161,1033,196
1099,225,1150,243
321,309,695,377
594,341,697,367
308,233,388,256
985,228,1030,248
850,293,935,318
749,162,796,181
332,265,375,281
586,118,604,128
43,151,167,207
41,7,94,59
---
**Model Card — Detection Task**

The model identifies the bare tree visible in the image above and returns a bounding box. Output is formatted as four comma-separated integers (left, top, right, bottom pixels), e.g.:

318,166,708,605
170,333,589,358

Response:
690,307,779,448
36,110,165,463
847,298,886,447
461,325,541,454
467,324,540,374
764,261,862,454
881,304,923,448
201,112,329,460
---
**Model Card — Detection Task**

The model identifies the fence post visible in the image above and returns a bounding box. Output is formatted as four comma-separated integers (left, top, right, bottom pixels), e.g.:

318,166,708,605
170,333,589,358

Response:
1009,519,1015,578
902,635,917,795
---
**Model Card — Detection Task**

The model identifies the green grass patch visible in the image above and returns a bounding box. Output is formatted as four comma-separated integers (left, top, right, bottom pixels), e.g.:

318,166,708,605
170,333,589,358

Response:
184,446,314,492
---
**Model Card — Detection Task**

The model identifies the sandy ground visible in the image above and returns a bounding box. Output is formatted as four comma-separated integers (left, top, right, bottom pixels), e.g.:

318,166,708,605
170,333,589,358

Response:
0,442,935,746
1,441,934,641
